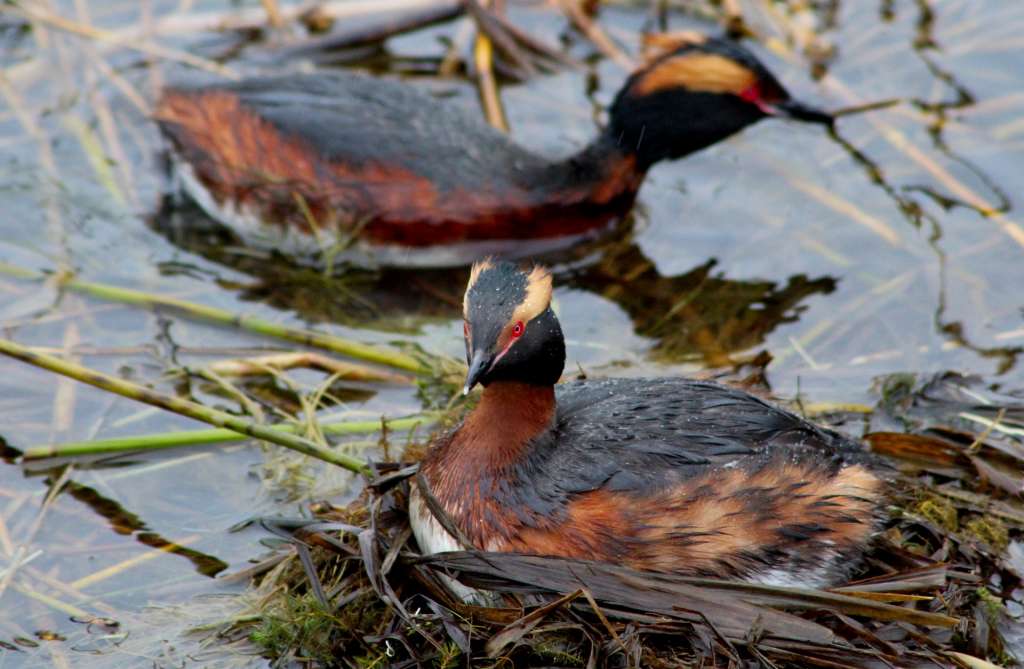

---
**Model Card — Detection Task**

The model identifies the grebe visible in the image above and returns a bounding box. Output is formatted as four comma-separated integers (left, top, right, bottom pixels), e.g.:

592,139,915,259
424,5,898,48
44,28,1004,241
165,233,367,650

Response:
154,33,831,267
411,260,882,589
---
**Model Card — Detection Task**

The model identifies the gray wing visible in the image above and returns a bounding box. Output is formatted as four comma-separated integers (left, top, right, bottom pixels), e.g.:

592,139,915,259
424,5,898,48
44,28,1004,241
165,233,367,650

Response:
532,378,871,499
196,72,549,193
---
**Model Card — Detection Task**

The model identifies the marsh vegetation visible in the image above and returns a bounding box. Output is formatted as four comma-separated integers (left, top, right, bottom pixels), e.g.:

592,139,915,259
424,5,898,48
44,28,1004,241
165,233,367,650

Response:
0,0,1022,666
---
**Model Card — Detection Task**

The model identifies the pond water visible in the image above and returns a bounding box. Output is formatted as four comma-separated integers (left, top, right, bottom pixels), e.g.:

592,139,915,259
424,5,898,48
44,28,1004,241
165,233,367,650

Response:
0,0,1022,665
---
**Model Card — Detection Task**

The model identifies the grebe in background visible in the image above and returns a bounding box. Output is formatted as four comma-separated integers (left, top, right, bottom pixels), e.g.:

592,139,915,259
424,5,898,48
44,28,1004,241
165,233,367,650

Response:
155,34,831,267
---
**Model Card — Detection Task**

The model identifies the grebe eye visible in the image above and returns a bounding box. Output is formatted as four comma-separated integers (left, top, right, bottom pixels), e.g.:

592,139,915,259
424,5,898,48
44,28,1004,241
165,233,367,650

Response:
511,321,523,338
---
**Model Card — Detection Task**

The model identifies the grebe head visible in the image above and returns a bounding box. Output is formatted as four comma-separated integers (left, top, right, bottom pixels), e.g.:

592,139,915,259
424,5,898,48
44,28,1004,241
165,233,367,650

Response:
608,32,833,168
461,260,565,394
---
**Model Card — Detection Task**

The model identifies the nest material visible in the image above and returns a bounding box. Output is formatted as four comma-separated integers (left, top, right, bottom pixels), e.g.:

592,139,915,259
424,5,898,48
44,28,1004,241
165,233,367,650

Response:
242,372,1024,668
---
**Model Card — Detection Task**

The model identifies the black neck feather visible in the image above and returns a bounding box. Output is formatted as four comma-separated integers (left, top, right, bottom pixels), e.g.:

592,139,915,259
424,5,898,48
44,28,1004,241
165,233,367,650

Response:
606,86,764,169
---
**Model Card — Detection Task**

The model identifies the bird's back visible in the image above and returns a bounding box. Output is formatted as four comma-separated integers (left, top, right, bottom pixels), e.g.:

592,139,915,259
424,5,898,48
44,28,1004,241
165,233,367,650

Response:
474,378,884,587
190,72,547,193
548,377,871,487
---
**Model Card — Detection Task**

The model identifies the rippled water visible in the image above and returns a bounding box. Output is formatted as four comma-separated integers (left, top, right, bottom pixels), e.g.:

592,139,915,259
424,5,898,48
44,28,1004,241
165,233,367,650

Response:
1,0,1022,665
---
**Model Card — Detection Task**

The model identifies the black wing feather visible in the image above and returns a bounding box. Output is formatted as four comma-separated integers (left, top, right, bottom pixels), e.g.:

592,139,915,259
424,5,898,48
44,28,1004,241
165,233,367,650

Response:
514,378,871,507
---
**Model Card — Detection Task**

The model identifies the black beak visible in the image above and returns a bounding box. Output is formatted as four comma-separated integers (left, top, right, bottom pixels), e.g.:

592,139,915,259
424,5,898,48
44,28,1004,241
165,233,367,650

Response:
767,99,834,127
463,349,492,395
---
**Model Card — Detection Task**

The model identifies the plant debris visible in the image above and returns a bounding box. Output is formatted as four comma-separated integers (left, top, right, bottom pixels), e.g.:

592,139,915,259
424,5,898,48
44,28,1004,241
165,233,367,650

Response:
216,372,1024,667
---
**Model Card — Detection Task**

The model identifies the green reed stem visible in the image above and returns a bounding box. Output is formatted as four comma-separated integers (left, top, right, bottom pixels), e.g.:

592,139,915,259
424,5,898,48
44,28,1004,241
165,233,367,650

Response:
23,414,435,460
0,262,429,375
0,337,369,473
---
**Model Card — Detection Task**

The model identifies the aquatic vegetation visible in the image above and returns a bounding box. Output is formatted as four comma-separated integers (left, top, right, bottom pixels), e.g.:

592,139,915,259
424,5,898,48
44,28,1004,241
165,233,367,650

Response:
1,0,1023,667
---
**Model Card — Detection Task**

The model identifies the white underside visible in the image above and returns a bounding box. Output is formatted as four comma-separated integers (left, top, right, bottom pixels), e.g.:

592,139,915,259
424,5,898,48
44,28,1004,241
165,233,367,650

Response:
408,485,490,604
170,157,604,269
746,551,839,589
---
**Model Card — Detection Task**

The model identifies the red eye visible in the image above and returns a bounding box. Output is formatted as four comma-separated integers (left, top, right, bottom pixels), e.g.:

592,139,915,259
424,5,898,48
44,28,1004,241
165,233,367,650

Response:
463,321,470,337
511,321,524,338
739,83,761,104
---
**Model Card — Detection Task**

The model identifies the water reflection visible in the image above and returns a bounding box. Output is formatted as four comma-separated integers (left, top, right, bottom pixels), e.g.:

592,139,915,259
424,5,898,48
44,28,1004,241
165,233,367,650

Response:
23,465,229,578
3,1,1023,663
152,200,837,367
562,241,837,366
933,252,1021,376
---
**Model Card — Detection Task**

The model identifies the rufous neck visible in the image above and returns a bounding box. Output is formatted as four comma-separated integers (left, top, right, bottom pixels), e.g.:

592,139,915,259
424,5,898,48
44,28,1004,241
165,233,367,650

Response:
473,381,555,441
427,382,556,475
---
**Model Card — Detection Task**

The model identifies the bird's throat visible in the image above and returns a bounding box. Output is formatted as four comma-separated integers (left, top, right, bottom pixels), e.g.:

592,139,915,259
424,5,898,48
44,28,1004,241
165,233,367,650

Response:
426,382,556,477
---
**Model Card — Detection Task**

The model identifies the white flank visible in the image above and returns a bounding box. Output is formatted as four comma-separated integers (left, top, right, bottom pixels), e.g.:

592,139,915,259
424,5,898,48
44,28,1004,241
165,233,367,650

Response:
408,485,489,604
748,549,840,589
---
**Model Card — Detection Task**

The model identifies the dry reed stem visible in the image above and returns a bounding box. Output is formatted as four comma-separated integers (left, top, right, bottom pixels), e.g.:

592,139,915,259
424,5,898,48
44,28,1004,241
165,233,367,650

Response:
949,652,1005,669
0,70,64,247
796,233,854,267
996,327,1024,341
87,91,137,208
772,268,917,368
0,73,57,178
7,4,237,78
580,587,628,655
101,451,220,486
788,335,822,370
960,412,1024,439
72,0,137,206
439,17,475,76
719,4,1022,250
50,323,80,440
131,0,461,38
62,114,126,206
0,512,13,557
472,0,509,132
11,581,93,620
261,0,285,28
88,54,150,115
71,534,200,590
196,366,266,423
966,407,1007,454
721,0,743,24
204,352,410,384
0,466,74,606
559,0,635,70
807,269,922,360
832,590,933,603
474,33,508,131
823,75,1024,249
800,402,874,416
787,176,902,246
22,564,119,617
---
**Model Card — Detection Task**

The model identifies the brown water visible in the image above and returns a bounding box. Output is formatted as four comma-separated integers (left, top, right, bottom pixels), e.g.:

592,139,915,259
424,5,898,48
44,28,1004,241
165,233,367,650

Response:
1,0,1022,665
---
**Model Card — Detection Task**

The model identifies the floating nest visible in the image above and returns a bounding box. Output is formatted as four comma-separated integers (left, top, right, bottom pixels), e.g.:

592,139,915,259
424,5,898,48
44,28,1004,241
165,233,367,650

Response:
227,372,1023,668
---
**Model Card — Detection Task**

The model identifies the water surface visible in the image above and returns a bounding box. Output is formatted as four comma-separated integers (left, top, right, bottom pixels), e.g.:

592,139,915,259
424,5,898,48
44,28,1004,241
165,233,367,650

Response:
0,0,1022,665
